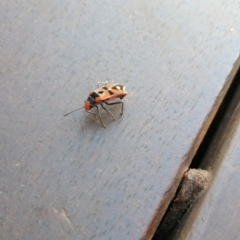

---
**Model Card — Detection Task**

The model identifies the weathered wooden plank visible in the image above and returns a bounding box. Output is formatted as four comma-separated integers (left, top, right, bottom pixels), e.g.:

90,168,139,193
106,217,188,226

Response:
0,1,240,240
173,74,240,240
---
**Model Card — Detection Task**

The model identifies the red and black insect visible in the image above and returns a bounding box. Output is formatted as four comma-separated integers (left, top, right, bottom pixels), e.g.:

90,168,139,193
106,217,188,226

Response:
64,82,127,128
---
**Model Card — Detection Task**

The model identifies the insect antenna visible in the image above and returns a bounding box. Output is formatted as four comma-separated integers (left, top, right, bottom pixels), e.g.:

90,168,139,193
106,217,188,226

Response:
64,107,84,117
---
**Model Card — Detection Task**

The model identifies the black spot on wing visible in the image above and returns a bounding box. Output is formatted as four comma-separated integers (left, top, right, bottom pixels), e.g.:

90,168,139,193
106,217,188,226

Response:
90,92,99,98
108,90,115,95
112,84,124,91
97,87,107,95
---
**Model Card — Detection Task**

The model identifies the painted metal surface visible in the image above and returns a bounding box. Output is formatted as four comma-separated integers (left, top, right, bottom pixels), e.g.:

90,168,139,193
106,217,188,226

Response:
1,1,240,239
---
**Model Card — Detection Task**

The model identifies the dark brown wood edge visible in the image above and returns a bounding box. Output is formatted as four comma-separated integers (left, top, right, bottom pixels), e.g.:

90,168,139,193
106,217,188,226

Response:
141,55,240,240
170,57,240,240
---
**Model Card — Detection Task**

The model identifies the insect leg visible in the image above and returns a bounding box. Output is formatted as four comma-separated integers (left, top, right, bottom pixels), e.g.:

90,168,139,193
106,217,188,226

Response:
96,105,107,128
104,101,124,114
87,111,97,120
101,103,115,120
97,80,108,88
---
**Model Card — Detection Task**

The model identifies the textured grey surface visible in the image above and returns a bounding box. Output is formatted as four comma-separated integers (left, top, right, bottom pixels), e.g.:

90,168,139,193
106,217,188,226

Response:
174,75,240,240
1,1,240,240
